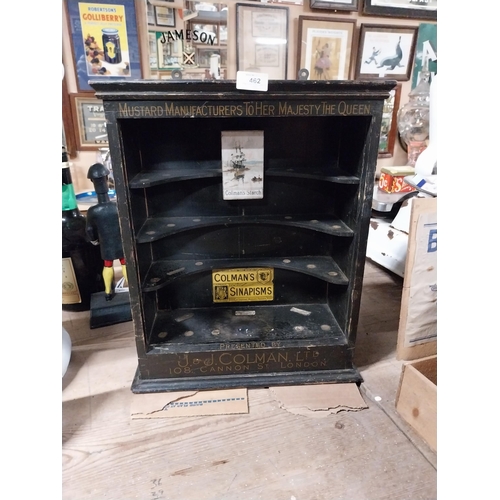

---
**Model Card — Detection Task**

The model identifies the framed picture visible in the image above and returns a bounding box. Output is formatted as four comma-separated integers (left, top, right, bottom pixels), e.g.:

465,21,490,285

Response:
268,0,303,5
378,83,401,158
362,0,437,21
355,24,417,81
70,94,109,150
156,34,183,70
147,0,155,24
219,24,228,44
65,0,143,92
297,16,356,81
196,47,227,68
193,23,219,44
310,0,358,12
236,3,289,80
148,31,158,70
155,6,176,27
63,76,78,158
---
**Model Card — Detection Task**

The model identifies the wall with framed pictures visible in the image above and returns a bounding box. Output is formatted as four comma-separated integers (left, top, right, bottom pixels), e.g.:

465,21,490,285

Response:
62,0,437,188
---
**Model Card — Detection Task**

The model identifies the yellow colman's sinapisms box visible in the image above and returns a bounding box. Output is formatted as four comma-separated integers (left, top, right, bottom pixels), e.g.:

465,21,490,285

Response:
379,167,416,194
212,268,274,303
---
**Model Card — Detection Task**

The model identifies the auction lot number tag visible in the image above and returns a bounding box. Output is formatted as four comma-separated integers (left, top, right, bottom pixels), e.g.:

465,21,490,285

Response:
236,71,268,92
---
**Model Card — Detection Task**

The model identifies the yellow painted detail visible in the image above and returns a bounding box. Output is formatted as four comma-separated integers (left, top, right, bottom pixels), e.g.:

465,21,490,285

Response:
105,41,116,57
103,266,115,294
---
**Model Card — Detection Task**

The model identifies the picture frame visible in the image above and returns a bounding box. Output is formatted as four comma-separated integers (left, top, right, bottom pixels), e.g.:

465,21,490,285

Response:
155,5,176,27
155,34,183,70
297,16,356,81
196,47,227,68
310,0,358,12
236,3,289,80
362,0,437,21
355,24,417,81
69,94,109,150
148,31,158,70
193,22,219,44
147,0,155,25
378,83,401,158
65,0,143,92
62,76,78,158
268,0,303,5
219,24,228,44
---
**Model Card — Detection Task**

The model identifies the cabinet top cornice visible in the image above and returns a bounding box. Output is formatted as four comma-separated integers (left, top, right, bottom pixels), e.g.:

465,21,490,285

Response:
90,79,397,101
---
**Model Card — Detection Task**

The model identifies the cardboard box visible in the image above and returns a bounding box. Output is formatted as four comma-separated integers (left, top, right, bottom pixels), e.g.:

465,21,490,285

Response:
379,167,416,194
395,355,437,452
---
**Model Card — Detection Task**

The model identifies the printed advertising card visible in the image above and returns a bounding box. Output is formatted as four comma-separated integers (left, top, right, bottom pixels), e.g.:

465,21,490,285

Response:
221,131,264,200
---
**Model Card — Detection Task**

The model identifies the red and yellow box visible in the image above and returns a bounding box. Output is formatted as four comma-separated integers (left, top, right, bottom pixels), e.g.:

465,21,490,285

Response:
378,167,416,194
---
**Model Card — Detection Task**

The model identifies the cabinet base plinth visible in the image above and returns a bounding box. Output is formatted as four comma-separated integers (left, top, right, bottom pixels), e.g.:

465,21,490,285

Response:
90,291,132,329
131,366,363,393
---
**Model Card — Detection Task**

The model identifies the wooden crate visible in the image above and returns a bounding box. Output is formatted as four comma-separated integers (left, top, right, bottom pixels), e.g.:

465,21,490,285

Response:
395,355,437,452
397,196,437,361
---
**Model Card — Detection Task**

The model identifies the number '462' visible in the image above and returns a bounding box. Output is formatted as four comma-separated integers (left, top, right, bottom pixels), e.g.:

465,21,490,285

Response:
249,77,260,84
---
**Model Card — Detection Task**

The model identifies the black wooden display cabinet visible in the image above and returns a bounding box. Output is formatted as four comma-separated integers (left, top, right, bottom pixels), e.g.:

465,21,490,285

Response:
91,80,395,393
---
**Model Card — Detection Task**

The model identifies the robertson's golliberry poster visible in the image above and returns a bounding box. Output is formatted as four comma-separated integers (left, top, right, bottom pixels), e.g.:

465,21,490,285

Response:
78,2,131,78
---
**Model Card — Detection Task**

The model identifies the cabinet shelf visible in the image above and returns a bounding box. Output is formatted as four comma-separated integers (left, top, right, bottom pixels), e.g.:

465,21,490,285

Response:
142,256,349,292
267,160,360,184
148,303,347,348
136,215,354,243
129,161,221,188
128,160,359,188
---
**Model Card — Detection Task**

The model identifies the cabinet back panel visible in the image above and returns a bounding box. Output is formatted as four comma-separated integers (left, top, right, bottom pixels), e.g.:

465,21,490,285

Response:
118,116,371,177
145,177,336,217
156,270,341,310
147,180,240,217
150,226,333,260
